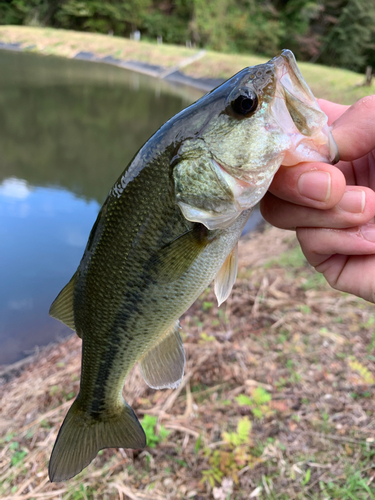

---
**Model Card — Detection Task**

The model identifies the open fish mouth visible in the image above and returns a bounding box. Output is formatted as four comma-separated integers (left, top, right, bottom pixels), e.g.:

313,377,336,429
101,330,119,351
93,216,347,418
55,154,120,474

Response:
272,49,339,166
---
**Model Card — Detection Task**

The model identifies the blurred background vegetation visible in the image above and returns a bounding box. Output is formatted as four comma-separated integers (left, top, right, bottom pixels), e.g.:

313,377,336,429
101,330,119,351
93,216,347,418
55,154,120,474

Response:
0,0,374,73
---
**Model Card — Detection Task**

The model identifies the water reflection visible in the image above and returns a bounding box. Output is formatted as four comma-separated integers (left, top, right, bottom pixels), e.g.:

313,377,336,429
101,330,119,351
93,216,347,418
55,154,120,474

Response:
0,178,100,364
0,49,197,365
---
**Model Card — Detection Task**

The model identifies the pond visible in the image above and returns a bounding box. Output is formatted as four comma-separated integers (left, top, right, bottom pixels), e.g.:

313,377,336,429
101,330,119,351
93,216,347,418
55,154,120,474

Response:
0,49,203,365
0,49,262,366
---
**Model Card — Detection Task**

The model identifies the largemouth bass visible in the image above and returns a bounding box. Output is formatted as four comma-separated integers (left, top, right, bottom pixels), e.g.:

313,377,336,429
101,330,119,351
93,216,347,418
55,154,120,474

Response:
48,50,338,481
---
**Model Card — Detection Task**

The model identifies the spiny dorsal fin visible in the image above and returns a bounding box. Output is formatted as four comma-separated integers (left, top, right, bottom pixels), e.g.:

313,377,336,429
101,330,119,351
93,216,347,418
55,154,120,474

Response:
139,321,185,390
49,272,77,334
214,243,238,306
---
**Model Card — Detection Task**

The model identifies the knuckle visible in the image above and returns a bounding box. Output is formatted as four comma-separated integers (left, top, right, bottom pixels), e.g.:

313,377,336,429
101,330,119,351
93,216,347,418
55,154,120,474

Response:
357,95,375,110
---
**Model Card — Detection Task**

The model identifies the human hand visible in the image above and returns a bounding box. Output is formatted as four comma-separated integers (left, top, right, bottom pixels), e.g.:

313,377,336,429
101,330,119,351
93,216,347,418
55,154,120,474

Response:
261,96,375,302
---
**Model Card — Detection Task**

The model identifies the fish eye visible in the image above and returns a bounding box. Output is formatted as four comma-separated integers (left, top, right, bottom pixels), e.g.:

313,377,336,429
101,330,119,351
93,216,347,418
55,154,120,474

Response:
231,90,258,116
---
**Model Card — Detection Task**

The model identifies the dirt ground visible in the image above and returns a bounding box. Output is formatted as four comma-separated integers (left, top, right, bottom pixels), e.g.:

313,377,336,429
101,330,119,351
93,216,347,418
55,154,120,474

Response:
1,225,375,500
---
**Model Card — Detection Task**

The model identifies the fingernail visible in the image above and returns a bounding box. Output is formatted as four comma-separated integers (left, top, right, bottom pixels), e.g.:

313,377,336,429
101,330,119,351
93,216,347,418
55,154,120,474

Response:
361,224,375,242
297,171,331,202
337,190,365,214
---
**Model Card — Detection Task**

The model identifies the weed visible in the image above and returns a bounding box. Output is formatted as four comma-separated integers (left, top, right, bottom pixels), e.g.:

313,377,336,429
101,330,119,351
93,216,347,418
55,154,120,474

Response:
319,470,375,499
201,417,258,487
368,329,375,353
348,358,375,384
141,415,170,448
302,468,311,485
235,387,273,419
351,391,371,399
194,435,202,455
275,376,287,390
4,433,15,442
199,332,215,344
298,304,311,314
302,273,327,290
166,455,188,467
40,419,51,429
9,441,28,466
67,483,96,500
277,331,289,344
268,246,306,270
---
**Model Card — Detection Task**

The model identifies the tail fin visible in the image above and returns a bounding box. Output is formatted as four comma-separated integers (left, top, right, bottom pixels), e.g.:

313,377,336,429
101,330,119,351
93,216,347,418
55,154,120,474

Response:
49,397,146,482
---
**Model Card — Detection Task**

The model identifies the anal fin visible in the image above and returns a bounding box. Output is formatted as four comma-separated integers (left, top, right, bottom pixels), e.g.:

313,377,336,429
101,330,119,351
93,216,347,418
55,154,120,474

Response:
214,243,238,306
49,272,78,335
139,322,185,390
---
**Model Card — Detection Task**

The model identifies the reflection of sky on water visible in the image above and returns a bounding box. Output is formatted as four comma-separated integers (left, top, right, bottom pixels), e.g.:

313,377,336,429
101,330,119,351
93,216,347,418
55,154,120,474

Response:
0,178,99,365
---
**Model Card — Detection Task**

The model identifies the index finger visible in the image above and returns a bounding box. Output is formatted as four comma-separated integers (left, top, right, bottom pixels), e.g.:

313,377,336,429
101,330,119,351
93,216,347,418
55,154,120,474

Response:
317,99,349,125
331,95,375,161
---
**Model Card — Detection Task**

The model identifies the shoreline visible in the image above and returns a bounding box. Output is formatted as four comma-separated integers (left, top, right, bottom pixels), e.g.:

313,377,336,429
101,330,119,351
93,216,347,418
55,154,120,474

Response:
0,335,75,386
0,37,225,94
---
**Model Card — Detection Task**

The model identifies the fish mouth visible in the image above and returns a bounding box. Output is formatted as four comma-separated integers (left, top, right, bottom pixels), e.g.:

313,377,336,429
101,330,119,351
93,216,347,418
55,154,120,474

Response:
272,50,339,166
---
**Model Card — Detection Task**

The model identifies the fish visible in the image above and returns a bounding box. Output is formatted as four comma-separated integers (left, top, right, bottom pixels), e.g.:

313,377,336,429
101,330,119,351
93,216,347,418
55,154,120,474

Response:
48,49,338,482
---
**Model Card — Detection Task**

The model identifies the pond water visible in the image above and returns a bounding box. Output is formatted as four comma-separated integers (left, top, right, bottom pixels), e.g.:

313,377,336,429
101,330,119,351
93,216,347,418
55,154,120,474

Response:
0,49,204,365
0,49,262,366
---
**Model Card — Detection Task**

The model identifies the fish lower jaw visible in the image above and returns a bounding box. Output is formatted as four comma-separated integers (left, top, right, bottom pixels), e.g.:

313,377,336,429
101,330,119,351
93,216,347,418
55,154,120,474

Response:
282,126,339,166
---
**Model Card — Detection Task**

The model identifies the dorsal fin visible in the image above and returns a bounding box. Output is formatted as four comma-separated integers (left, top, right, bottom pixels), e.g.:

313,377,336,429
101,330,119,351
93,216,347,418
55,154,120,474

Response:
49,272,78,334
214,243,238,306
139,322,185,390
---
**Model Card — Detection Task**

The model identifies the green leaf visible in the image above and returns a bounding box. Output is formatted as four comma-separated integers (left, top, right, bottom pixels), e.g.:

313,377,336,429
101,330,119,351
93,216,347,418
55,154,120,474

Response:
237,417,252,444
252,387,271,405
195,435,202,455
303,468,311,485
235,394,252,406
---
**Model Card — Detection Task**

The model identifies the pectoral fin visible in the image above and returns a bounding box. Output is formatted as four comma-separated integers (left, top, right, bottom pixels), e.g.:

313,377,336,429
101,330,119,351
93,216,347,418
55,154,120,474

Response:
139,322,185,390
49,272,78,335
214,243,238,306
155,225,210,282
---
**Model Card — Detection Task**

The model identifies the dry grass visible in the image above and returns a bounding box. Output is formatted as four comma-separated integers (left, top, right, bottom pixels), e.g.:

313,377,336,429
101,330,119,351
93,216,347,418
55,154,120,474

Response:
1,225,375,499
